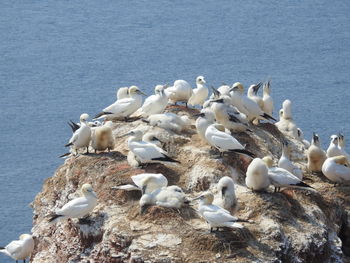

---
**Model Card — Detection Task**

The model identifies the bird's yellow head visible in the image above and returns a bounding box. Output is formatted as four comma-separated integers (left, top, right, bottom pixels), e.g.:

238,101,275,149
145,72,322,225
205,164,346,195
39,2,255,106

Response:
129,86,146,96
333,155,349,166
231,82,244,93
262,156,273,168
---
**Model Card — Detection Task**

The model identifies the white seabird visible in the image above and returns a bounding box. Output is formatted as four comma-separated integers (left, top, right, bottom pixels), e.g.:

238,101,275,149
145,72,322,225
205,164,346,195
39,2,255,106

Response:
140,185,189,214
94,86,146,120
0,234,34,263
307,133,327,173
65,113,92,155
263,156,313,192
122,129,179,164
113,173,168,194
297,128,310,149
194,192,244,232
116,86,129,100
327,135,343,158
230,82,276,123
136,84,169,117
213,176,238,214
275,100,298,138
188,76,209,107
278,142,303,180
338,133,350,159
195,109,216,143
262,80,273,116
245,158,270,191
210,95,250,132
205,123,255,157
322,155,350,184
48,184,98,223
143,112,191,133
166,79,192,106
247,82,264,110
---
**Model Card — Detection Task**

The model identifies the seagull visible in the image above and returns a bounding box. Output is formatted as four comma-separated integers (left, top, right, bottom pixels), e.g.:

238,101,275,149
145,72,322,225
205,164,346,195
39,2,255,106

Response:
194,192,244,232
188,76,209,107
204,123,255,157
94,86,146,121
113,173,168,193
140,185,189,214
121,129,180,164
0,234,34,263
245,158,270,191
296,128,310,149
143,113,191,133
116,86,129,100
48,184,98,223
307,133,327,173
166,79,192,106
322,155,350,184
327,135,343,158
262,80,273,116
210,95,250,132
278,142,303,180
230,82,276,123
262,156,313,192
64,113,92,155
136,84,169,117
213,176,238,214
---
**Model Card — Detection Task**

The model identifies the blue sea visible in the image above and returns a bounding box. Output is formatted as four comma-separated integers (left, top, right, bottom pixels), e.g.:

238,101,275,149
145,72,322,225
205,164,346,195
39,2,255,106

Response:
0,1,349,261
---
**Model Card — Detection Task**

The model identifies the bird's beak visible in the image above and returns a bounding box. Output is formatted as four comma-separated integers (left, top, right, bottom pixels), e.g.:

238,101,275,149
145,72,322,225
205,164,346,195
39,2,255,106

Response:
211,86,221,97
140,205,148,215
138,90,147,96
229,86,238,92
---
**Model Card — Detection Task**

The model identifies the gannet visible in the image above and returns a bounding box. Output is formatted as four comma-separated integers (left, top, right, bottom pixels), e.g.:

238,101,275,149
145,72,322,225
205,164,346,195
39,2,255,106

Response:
297,128,310,149
230,82,276,123
0,234,34,263
122,129,179,164
247,82,264,109
188,76,209,107
94,86,146,120
136,84,169,117
166,79,192,106
278,142,303,180
307,133,327,173
91,123,115,153
116,86,129,100
140,185,189,214
322,156,350,184
213,176,238,214
263,156,313,192
48,184,98,223
67,120,101,133
217,84,231,96
205,123,255,157
327,135,343,158
262,80,273,116
65,113,92,154
245,158,270,191
113,173,168,193
338,133,350,159
275,100,298,138
142,132,163,147
143,113,191,133
210,95,250,132
194,192,244,232
195,109,216,142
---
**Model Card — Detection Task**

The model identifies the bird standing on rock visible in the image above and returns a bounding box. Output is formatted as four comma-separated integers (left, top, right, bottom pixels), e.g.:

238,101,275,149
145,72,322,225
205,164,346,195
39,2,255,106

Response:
0,234,34,263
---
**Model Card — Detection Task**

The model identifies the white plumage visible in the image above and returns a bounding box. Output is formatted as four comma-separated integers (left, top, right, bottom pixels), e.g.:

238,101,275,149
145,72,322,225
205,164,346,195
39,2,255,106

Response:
307,133,327,173
195,109,216,142
322,156,350,183
49,184,98,223
327,135,343,158
65,113,92,154
188,76,209,107
116,86,129,100
136,85,169,117
213,176,238,214
144,112,191,133
0,234,34,262
196,192,243,231
262,81,273,116
95,86,145,120
166,79,192,105
278,143,303,180
245,158,270,191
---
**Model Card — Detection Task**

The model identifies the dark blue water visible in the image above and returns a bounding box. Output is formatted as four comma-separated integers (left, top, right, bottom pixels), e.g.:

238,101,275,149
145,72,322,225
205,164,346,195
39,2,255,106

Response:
0,1,349,261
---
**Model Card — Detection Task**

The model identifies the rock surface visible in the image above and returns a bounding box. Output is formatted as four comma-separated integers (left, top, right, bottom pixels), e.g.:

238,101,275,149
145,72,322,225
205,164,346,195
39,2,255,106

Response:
30,105,350,263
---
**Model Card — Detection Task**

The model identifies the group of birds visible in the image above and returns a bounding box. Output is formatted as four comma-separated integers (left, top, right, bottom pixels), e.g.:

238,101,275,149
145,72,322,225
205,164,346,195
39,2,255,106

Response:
2,76,349,263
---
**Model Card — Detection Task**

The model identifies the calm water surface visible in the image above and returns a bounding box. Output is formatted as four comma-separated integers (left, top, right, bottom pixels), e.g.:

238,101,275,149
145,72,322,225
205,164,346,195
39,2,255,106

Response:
0,1,349,261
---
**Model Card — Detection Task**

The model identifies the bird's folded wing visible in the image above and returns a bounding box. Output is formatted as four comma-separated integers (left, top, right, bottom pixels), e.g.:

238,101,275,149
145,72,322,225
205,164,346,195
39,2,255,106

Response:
5,240,22,255
203,209,235,224
335,165,350,181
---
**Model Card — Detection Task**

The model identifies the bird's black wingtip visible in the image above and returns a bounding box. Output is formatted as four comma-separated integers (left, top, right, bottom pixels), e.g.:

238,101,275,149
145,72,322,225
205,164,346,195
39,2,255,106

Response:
262,113,277,122
229,149,255,158
152,156,180,163
59,152,71,158
48,214,63,223
65,142,73,147
295,181,313,189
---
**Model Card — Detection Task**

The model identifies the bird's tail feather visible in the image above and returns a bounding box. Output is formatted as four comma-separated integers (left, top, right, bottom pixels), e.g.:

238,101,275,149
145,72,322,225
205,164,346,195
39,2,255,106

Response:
228,222,244,229
261,113,277,122
59,152,71,158
152,155,180,163
65,142,73,147
229,149,255,158
48,214,63,223
94,112,113,120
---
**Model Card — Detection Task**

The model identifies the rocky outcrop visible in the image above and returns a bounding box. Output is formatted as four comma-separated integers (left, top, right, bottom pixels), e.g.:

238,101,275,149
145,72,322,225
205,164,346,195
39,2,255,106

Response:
30,106,350,262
